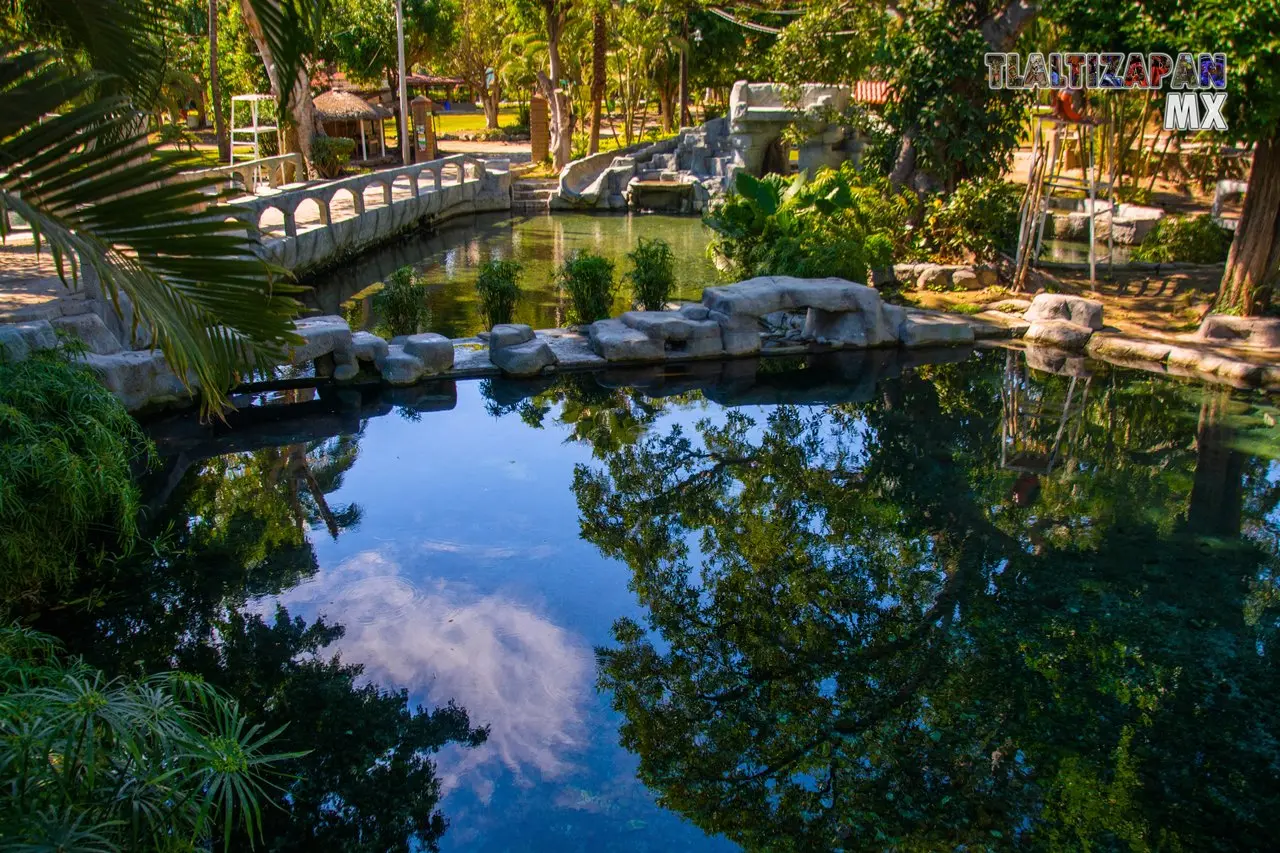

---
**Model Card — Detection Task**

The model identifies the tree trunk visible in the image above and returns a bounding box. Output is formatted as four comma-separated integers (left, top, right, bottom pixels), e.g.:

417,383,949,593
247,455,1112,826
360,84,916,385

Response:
588,9,606,155
535,4,572,169
210,0,228,161
1216,136,1280,315
239,0,317,175
678,11,690,128
483,81,500,129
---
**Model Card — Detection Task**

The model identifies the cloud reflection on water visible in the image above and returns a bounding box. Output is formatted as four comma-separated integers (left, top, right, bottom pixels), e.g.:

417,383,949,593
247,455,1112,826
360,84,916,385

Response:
268,550,593,802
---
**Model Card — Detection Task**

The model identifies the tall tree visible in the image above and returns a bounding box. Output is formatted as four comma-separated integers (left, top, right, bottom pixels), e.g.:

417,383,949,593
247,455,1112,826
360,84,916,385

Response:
517,0,573,167
449,0,507,129
210,0,229,159
239,0,320,173
587,4,606,153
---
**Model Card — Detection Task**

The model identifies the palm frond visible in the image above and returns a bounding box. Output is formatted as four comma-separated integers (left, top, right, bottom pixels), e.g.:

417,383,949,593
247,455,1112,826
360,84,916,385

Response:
0,47,304,413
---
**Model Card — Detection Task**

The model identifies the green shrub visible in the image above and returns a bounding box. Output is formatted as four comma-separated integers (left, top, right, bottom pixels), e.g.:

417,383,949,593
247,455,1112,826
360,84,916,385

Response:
916,177,1021,263
1132,215,1232,265
557,250,617,324
310,135,356,179
0,626,294,850
375,266,429,337
476,259,523,327
704,164,914,283
0,350,152,599
474,127,509,142
625,237,677,311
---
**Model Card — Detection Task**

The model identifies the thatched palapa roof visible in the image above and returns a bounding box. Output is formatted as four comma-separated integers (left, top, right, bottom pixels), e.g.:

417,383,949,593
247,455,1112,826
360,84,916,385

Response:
313,90,379,122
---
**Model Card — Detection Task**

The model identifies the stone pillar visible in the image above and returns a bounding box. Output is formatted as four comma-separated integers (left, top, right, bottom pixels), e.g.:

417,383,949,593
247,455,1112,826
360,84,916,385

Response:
530,94,549,164
410,96,436,162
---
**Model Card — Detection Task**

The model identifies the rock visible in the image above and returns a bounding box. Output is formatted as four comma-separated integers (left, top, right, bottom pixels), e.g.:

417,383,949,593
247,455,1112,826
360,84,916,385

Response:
291,315,353,364
899,311,976,347
893,263,919,282
678,303,710,321
333,362,360,381
588,318,666,362
802,305,900,348
376,345,426,385
1085,335,1172,364
975,266,1000,288
51,313,122,354
1167,346,1263,385
951,269,981,290
1022,293,1105,330
351,331,389,362
915,265,951,290
489,323,536,349
11,320,58,351
401,333,454,374
702,276,880,317
1024,319,1094,351
0,326,31,362
987,298,1033,313
620,311,723,357
1196,314,1280,349
81,349,191,411
491,339,557,376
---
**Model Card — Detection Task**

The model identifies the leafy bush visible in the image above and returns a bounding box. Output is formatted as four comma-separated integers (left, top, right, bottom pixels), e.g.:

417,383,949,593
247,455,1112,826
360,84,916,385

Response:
310,135,356,179
374,266,429,337
0,626,295,851
557,250,617,324
625,237,677,311
474,127,509,142
0,351,151,599
1132,215,1233,265
915,178,1021,263
704,164,914,282
476,259,523,328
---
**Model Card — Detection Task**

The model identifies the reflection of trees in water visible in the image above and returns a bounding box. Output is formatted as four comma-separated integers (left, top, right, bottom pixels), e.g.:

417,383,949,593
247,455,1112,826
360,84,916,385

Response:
34,427,488,853
577,352,1280,850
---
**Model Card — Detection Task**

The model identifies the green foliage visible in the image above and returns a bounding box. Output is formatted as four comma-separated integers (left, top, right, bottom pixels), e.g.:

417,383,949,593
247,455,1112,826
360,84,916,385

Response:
0,626,298,851
0,45,304,414
557,250,617,324
0,351,151,600
310,134,356,178
625,237,677,311
475,259,523,328
704,165,914,281
1132,215,1233,265
375,266,429,337
916,178,1021,263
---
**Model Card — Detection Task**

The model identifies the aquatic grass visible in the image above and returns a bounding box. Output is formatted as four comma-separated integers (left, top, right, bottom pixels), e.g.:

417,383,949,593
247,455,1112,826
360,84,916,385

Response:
374,266,429,337
625,238,676,311
476,260,524,328
557,250,617,324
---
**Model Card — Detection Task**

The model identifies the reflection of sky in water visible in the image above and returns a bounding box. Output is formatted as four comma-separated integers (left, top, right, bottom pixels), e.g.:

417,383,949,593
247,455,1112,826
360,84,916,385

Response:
254,381,737,852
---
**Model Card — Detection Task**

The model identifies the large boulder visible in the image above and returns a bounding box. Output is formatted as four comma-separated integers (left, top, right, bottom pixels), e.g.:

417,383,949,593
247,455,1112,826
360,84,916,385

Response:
1197,314,1280,349
702,276,882,317
376,344,427,385
1022,293,1105,330
588,318,666,362
291,315,354,363
951,269,981,291
51,313,122,354
802,305,900,347
400,333,454,374
491,339,557,376
81,350,191,411
1023,319,1094,352
620,311,723,357
1086,334,1172,364
11,320,58,352
351,330,389,362
489,323,536,349
899,312,975,348
916,265,951,290
0,326,30,362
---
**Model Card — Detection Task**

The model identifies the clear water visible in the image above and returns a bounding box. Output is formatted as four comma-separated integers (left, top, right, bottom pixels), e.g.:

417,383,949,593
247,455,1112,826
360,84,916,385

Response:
305,212,723,339
42,349,1280,851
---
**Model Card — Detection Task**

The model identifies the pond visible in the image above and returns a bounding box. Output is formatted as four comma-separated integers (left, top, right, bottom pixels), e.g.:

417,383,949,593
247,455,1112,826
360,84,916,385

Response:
41,348,1280,851
306,211,722,339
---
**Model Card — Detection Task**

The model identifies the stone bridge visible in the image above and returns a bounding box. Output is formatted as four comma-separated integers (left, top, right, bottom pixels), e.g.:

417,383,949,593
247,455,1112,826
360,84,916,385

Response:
228,153,511,276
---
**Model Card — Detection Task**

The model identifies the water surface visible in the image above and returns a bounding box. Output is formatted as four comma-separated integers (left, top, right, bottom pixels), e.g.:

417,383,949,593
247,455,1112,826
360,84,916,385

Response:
46,349,1280,851
306,212,721,339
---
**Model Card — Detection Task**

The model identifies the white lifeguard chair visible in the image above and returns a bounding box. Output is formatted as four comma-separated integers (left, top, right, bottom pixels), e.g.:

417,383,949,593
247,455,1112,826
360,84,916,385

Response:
230,94,280,164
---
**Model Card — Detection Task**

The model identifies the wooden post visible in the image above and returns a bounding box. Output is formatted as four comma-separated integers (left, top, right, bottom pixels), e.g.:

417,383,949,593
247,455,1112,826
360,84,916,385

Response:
530,93,550,164
410,96,436,162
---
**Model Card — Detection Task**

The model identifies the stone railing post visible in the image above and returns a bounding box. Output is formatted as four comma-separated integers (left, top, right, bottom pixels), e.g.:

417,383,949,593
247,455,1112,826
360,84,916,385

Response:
530,94,549,164
411,96,436,162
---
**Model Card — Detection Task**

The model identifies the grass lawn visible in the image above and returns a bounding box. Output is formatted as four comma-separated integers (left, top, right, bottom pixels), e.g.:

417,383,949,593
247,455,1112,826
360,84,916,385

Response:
435,106,522,135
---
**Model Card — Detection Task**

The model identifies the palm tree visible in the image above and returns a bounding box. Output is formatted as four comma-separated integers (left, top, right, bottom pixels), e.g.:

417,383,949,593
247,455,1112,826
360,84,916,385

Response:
0,0,321,412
